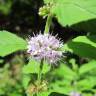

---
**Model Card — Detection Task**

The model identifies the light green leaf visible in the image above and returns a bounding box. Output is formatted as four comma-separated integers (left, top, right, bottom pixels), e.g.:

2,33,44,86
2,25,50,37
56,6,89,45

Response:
42,61,51,74
23,60,50,74
53,64,76,80
0,30,27,56
44,0,96,26
64,35,96,59
23,59,39,74
77,76,96,91
50,80,73,95
39,91,51,96
22,75,31,89
79,60,96,75
82,93,93,96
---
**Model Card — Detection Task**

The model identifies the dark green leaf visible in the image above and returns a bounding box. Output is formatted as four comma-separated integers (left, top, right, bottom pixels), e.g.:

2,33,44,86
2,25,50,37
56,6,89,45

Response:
0,0,12,14
64,36,96,59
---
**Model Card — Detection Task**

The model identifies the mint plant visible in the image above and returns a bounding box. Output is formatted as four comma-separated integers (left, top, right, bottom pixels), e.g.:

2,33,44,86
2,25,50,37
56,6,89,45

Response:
0,0,96,96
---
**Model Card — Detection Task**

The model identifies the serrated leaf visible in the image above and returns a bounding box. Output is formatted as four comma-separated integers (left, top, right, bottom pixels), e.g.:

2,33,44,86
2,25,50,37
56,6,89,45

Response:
42,61,51,74
50,80,73,95
53,64,76,80
23,59,50,74
23,59,40,74
0,30,27,56
44,0,96,26
64,35,96,59
79,60,96,75
77,76,96,91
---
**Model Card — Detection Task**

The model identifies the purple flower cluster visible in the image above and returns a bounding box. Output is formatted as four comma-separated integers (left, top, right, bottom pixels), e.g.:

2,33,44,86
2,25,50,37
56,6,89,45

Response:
27,34,62,63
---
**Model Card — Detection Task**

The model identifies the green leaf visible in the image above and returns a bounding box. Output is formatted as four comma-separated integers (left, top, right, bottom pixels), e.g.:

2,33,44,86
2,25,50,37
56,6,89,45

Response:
77,76,96,91
42,61,51,74
0,0,12,14
23,59,40,74
39,91,51,96
50,80,73,95
71,19,96,34
23,59,50,74
53,64,76,80
22,75,31,89
44,0,96,26
64,35,96,59
0,30,27,56
0,59,4,63
82,93,93,96
79,60,96,75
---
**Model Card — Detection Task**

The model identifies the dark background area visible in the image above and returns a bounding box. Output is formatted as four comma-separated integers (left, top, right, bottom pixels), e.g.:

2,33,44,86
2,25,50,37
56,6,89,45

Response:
0,0,86,40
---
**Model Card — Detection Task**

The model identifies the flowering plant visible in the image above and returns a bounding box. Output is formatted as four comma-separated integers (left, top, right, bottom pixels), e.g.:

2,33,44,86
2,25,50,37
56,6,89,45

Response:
0,0,96,96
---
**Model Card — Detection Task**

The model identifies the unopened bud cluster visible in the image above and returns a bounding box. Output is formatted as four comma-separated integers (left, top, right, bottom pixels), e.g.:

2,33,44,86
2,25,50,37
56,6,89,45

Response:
39,5,50,18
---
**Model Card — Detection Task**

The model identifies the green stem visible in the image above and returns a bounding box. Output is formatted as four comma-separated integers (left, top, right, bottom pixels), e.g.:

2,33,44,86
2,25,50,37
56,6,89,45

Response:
44,14,52,33
72,62,78,72
38,59,44,83
37,59,44,96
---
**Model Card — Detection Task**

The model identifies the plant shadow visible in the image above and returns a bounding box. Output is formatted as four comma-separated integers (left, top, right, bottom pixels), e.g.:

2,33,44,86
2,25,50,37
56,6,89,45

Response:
71,19,96,34
67,42,96,59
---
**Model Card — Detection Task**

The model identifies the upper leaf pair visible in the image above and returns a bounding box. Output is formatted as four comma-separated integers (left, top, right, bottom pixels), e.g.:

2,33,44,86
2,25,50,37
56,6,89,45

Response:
44,0,96,26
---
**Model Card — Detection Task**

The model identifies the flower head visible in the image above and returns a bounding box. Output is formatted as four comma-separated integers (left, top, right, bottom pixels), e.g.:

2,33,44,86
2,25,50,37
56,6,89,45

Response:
27,34,62,63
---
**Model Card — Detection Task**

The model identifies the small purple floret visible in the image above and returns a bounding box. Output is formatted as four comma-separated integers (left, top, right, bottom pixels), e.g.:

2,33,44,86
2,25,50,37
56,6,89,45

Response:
27,34,62,63
70,91,81,96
